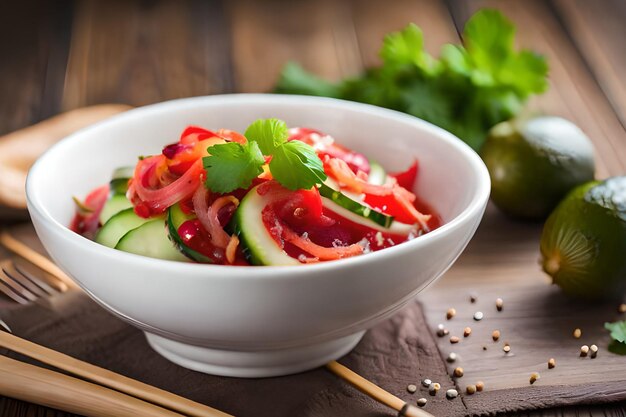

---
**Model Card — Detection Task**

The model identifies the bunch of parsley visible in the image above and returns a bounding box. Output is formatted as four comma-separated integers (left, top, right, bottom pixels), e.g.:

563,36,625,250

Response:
274,9,548,151
605,320,626,355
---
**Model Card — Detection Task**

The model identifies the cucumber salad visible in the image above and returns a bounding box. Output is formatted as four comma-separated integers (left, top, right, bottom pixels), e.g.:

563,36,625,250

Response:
70,118,440,266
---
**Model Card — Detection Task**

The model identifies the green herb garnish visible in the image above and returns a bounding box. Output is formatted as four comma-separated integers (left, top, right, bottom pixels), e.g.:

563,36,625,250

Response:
203,118,326,193
274,9,549,151
605,320,626,355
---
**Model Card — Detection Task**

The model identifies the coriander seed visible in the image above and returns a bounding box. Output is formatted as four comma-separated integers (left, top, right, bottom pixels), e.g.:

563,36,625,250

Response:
446,308,456,320
446,352,458,363
466,384,476,395
476,381,484,392
417,398,427,407
437,328,449,337
590,344,598,358
580,345,589,357
492,330,501,341
530,372,540,385
464,327,472,337
446,389,458,399
496,298,504,311
450,336,460,344
548,358,556,369
470,293,477,303
407,384,417,393
573,328,582,339
619,303,626,314
421,378,432,388
453,367,464,377
473,311,484,321
503,345,511,354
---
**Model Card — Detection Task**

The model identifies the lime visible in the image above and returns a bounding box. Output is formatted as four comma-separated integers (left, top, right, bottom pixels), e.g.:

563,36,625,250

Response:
481,116,595,220
540,176,626,300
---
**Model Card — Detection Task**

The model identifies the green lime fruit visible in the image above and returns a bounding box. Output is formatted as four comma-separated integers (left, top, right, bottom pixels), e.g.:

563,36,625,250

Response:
481,116,595,220
540,176,626,300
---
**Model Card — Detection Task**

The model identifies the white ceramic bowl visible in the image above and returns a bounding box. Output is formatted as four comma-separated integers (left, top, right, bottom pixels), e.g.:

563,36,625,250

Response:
27,94,489,377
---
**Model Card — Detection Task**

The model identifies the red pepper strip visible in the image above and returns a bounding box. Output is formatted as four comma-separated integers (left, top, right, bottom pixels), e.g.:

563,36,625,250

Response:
389,159,418,190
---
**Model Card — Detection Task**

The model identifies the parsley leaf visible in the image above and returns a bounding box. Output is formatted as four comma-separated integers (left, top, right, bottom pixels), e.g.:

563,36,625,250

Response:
202,118,327,193
605,321,626,344
274,8,549,151
203,141,264,193
244,118,289,155
270,140,327,190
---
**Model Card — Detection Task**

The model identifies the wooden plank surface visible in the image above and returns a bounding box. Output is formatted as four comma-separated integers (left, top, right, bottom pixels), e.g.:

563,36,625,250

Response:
1,0,626,416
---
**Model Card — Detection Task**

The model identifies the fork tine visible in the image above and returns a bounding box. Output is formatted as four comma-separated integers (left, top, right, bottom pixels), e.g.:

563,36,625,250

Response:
0,269,38,302
13,260,65,294
1,261,50,298
0,279,30,304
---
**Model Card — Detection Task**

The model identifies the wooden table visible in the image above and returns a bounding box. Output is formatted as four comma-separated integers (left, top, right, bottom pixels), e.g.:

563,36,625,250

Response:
1,0,625,416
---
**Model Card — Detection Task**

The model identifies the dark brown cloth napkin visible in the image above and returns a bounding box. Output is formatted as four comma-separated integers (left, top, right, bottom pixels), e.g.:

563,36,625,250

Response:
1,291,464,417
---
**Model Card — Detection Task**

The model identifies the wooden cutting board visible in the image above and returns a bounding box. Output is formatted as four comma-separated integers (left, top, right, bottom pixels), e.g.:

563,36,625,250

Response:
418,203,626,415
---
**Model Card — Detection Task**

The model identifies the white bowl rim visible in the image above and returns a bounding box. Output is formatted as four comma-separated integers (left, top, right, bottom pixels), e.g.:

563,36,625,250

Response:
26,94,490,279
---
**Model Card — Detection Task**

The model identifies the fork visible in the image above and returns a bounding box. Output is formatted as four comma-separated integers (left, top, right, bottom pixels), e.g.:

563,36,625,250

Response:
0,231,75,304
0,259,67,304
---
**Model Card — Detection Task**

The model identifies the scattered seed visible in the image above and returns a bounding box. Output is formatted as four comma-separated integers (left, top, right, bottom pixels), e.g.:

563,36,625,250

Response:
473,311,484,321
407,384,417,393
573,328,582,339
530,372,540,385
469,293,477,303
580,345,589,357
476,381,484,392
417,398,428,407
428,382,440,396
453,367,464,377
437,323,445,330
619,303,626,314
450,336,460,344
421,378,432,388
446,389,459,399
496,298,504,311
464,327,472,337
548,358,556,369
446,308,456,320
446,352,458,363
590,344,598,358
437,327,450,337
466,384,477,395
482,346,488,351
503,345,511,354
492,330,501,341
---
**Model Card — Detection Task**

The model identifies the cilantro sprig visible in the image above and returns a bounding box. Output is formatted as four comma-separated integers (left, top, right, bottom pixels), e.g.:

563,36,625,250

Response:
274,9,549,151
202,118,326,193
605,320,626,355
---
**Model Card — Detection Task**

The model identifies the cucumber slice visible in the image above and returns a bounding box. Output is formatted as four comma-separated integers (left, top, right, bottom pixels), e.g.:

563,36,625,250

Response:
95,208,152,248
321,197,416,235
368,161,387,185
167,204,214,263
115,219,189,262
234,186,300,266
99,194,133,225
110,166,134,195
318,183,394,228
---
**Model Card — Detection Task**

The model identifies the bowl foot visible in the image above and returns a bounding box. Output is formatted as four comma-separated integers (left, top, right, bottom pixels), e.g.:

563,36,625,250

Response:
144,331,365,378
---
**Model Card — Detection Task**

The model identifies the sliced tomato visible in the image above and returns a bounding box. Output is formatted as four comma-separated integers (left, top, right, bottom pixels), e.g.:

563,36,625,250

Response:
363,193,417,224
217,128,247,144
180,126,218,144
276,188,325,228
389,159,418,190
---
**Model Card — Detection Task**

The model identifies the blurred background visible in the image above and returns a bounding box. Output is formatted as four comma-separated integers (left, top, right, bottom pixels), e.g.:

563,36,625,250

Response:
1,0,624,172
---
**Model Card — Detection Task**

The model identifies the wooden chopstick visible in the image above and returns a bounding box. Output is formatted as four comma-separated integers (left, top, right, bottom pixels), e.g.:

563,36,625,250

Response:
326,361,435,417
0,231,77,289
0,331,232,417
0,355,185,417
